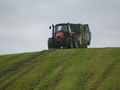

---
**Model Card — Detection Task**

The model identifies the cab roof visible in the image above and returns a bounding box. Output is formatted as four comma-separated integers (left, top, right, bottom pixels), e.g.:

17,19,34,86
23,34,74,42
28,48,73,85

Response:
55,23,82,26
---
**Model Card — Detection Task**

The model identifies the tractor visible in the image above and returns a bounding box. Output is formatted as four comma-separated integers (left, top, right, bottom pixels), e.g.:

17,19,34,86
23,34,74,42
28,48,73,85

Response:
48,23,91,49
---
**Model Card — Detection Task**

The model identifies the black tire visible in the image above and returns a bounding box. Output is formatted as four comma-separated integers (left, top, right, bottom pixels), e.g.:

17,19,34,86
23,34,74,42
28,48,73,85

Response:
72,36,78,48
48,38,54,49
66,38,73,48
55,41,61,49
84,45,87,48
80,44,87,48
77,41,81,48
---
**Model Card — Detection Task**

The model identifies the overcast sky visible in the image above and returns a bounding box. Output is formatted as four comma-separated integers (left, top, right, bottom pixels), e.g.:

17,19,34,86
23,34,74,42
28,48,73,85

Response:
0,0,120,55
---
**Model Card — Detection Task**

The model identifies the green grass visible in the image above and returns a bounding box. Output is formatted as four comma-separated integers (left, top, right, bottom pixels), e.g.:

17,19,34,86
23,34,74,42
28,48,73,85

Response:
0,48,120,90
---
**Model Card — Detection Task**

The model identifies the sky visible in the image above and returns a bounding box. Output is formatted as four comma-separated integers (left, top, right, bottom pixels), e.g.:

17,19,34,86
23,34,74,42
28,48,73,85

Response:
0,0,120,55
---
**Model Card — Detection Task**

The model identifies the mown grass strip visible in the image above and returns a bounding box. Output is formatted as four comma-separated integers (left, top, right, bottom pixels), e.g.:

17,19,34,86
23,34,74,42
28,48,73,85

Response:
5,50,74,90
43,50,81,90
0,50,48,90
33,49,78,90
0,52,40,78
0,53,34,71
0,50,56,90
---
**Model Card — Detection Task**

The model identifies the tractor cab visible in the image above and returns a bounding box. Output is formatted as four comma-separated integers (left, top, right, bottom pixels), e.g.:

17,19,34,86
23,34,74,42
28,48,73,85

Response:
54,24,69,34
54,24,71,40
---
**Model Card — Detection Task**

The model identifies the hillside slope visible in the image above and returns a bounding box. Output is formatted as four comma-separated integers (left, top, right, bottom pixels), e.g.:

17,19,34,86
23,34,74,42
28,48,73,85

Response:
0,48,120,90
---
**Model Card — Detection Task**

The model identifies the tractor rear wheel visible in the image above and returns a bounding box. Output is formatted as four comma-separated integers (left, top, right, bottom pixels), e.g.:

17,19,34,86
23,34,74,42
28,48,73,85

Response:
55,41,61,49
48,38,54,49
72,36,78,48
66,38,73,48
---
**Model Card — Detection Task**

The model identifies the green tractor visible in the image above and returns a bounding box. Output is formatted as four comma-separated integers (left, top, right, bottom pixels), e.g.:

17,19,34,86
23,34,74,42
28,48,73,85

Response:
48,23,91,49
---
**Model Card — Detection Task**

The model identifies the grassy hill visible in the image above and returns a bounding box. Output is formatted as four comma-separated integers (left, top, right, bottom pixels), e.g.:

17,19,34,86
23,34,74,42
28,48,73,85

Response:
0,48,120,90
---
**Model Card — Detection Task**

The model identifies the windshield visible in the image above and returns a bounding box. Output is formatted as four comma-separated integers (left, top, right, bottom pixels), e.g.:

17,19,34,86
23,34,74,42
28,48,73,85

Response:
55,25,68,33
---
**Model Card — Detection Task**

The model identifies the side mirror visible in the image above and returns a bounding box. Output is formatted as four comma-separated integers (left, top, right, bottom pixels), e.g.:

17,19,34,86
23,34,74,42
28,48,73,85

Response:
49,26,51,29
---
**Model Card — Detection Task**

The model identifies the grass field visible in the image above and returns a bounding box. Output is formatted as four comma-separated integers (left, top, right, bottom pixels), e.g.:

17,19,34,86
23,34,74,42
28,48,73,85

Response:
0,48,120,90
